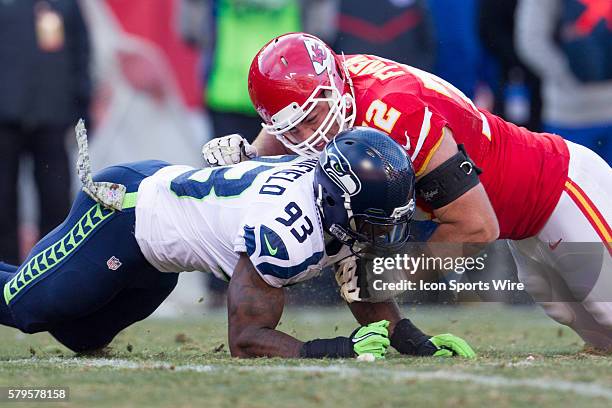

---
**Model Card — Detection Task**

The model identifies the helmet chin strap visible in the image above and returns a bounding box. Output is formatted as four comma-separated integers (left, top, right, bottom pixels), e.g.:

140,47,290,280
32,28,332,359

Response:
341,192,370,256
323,90,346,130
328,192,358,247
318,186,359,249
343,191,357,233
317,185,347,244
325,92,341,130
316,184,324,212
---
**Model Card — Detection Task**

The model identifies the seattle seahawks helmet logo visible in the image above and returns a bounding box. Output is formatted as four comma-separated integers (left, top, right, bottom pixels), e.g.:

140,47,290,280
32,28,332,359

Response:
321,140,361,196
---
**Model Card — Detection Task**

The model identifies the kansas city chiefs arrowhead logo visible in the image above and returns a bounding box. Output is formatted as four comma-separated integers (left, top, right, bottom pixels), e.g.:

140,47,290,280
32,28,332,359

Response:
311,45,326,65
304,38,330,75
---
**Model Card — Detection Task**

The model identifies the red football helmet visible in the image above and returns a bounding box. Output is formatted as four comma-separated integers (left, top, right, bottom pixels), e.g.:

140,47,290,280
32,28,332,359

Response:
248,32,356,157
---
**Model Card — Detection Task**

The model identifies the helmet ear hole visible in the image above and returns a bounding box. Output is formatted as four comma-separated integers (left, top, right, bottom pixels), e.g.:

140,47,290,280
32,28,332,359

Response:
326,196,336,206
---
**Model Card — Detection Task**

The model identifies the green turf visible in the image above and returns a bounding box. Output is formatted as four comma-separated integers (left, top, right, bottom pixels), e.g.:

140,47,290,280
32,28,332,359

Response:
1,305,611,408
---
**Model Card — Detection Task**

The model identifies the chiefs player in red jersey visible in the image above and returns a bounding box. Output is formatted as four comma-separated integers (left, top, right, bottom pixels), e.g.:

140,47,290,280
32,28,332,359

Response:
202,33,612,351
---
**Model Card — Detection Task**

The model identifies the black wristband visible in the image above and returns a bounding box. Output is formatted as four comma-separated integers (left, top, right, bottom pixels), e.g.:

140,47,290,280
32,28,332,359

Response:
390,318,436,356
299,337,355,358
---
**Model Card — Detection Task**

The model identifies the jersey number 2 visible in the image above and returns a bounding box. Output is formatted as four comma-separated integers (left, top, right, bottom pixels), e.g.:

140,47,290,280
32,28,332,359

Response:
363,99,401,133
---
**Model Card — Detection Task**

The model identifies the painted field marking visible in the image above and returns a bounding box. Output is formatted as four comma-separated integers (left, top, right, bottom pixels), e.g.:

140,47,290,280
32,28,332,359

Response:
5,357,612,400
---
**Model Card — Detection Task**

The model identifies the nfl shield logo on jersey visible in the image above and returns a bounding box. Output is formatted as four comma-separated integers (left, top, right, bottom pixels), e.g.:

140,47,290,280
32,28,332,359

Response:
106,256,122,271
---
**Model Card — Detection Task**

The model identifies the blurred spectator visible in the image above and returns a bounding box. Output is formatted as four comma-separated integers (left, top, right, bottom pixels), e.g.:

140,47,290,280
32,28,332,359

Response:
180,0,338,307
516,0,612,164
332,0,436,71
479,0,542,131
81,0,206,170
180,0,338,143
428,0,483,99
0,0,91,264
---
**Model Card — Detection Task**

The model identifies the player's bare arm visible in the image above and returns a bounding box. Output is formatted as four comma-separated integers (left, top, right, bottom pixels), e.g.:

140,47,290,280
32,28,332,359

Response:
348,300,402,333
228,254,302,358
229,255,391,359
251,128,291,156
419,127,499,245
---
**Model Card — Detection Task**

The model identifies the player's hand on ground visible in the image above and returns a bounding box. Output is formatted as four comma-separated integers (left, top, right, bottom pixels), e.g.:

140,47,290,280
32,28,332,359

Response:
425,333,476,358
350,320,391,359
202,134,257,167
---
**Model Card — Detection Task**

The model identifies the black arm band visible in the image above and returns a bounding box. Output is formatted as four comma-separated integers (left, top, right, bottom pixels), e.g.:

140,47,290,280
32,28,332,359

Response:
390,318,436,355
299,337,355,358
416,144,482,209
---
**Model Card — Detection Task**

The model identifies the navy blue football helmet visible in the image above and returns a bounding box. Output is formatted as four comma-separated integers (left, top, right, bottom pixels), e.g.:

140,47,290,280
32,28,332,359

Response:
314,126,416,253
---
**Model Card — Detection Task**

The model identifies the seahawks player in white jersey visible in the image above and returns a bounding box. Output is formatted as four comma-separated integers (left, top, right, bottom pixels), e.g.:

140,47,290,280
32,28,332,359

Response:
0,126,474,359
135,155,345,288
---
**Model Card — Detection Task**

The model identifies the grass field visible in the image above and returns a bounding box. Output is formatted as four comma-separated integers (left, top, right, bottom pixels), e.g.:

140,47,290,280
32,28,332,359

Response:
1,304,611,407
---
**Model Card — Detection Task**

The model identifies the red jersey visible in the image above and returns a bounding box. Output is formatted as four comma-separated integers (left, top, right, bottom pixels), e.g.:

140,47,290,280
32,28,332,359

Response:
344,54,570,239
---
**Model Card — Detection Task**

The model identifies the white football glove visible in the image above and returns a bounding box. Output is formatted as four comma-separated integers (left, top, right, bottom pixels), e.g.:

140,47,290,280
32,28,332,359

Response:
335,256,362,303
202,134,258,167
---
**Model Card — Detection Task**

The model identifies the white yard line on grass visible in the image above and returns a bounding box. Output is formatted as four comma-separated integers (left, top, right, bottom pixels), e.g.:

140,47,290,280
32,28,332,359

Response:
7,357,612,400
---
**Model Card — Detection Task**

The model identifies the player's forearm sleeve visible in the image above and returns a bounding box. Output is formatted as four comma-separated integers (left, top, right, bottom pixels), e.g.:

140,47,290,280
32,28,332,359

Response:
299,337,354,358
390,318,436,355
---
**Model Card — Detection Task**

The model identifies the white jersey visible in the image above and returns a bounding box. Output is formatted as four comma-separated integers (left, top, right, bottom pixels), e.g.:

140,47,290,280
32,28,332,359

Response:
134,156,350,287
